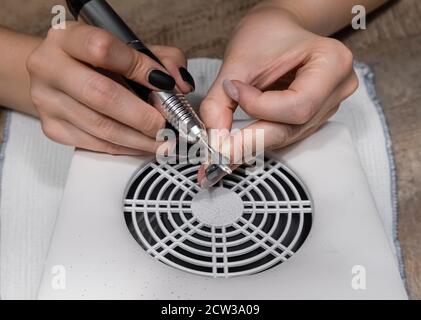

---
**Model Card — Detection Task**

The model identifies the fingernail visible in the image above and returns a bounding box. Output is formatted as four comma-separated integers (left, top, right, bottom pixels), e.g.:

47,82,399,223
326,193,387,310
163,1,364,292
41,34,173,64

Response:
197,164,206,187
179,67,196,90
159,139,177,157
148,70,176,91
223,79,239,101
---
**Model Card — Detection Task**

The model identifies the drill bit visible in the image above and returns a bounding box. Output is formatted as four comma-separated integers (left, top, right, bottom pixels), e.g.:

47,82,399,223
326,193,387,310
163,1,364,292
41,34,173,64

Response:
198,136,232,188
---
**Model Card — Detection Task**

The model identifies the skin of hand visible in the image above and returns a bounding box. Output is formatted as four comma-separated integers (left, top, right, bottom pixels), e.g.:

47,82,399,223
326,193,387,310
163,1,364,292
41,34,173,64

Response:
25,22,195,156
197,3,361,185
0,27,41,114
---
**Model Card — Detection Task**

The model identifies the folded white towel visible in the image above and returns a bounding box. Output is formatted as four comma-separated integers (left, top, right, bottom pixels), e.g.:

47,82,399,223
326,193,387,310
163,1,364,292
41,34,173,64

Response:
0,59,404,299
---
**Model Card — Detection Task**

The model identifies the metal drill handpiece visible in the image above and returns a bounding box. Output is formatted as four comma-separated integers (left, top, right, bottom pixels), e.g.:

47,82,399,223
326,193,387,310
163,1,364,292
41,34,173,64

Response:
151,91,207,144
151,90,232,188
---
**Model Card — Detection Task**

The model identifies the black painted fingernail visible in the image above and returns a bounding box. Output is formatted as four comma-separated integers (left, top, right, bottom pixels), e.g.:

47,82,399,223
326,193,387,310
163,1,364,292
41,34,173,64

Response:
179,67,196,90
148,70,176,91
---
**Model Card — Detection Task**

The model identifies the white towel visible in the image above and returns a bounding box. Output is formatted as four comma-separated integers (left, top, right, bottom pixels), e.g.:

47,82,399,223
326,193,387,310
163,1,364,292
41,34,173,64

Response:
0,59,404,299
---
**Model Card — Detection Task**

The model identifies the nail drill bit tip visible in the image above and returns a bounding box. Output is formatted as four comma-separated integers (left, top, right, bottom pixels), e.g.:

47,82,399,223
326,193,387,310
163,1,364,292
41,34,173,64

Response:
197,138,233,189
201,163,232,189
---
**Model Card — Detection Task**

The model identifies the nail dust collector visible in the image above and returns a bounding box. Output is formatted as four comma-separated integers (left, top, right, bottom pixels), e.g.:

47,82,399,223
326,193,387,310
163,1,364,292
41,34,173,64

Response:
37,117,406,299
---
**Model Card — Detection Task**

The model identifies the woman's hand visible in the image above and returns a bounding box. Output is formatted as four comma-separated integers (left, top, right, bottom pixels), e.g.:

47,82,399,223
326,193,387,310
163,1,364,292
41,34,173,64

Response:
198,4,358,184
26,22,195,155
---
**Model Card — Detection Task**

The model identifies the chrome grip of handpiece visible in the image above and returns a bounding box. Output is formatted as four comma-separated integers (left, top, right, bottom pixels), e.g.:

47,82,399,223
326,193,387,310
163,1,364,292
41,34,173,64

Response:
150,91,207,144
151,91,232,179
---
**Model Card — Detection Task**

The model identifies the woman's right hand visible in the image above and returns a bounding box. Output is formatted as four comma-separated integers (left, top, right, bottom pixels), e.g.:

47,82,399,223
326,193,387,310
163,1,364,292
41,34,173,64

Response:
26,22,195,155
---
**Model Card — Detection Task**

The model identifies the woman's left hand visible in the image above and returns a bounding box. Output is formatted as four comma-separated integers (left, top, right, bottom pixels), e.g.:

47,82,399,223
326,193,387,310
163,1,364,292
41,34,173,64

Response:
198,3,358,185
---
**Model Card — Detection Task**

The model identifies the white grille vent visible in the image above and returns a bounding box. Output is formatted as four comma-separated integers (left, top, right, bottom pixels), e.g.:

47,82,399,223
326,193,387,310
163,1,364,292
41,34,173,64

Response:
123,158,312,278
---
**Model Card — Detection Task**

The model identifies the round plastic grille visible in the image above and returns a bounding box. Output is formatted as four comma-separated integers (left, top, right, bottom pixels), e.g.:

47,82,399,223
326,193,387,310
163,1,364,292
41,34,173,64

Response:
123,158,312,278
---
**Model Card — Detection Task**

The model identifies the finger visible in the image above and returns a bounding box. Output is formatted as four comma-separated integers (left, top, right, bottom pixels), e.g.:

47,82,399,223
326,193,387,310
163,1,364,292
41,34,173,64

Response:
233,103,340,156
197,112,333,187
38,52,166,138
197,103,339,187
227,121,301,164
53,23,176,91
41,88,162,153
223,53,353,125
41,119,149,156
150,45,195,93
221,102,340,166
199,62,249,132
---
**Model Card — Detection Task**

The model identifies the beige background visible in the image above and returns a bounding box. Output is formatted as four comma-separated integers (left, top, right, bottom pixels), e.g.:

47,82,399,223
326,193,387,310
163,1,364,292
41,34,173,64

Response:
0,0,420,299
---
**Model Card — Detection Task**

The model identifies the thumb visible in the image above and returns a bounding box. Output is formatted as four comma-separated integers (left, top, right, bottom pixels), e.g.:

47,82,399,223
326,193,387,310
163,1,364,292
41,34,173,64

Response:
223,79,315,125
199,63,249,134
199,84,234,132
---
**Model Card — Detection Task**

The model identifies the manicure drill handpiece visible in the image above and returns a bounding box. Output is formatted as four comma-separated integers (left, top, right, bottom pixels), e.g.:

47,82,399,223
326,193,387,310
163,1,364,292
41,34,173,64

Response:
66,0,231,185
